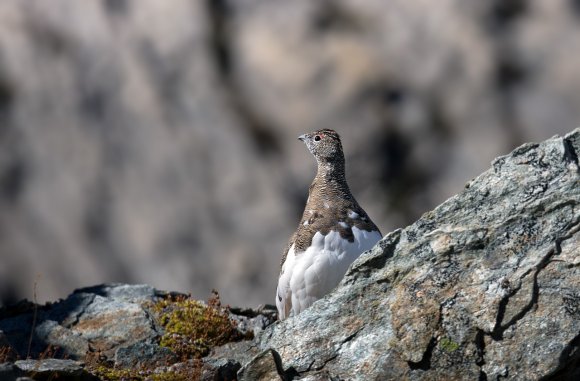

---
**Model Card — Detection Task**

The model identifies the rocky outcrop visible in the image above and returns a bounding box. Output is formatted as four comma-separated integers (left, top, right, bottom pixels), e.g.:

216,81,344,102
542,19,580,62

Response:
257,128,580,379
3,0,580,309
0,129,578,380
0,284,275,380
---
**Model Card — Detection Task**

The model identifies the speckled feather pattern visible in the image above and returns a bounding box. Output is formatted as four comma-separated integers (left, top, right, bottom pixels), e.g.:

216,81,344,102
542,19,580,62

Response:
276,129,382,320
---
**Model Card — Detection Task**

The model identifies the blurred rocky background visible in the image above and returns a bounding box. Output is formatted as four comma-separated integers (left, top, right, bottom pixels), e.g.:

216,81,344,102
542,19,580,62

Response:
0,0,579,308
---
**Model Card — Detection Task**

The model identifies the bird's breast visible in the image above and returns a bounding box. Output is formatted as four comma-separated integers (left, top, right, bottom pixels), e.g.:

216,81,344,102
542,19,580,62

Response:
305,226,381,262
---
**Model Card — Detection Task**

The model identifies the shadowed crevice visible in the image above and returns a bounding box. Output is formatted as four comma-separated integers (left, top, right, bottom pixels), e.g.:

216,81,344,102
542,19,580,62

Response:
563,137,579,168
490,247,552,341
408,337,437,371
540,331,580,381
475,329,488,380
490,217,580,341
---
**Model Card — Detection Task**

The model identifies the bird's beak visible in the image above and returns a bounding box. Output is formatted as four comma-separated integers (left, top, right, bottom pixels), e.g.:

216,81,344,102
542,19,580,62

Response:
298,134,307,142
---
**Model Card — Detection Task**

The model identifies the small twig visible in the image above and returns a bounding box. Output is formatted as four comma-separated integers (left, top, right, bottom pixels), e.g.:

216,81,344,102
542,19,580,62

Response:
27,275,40,359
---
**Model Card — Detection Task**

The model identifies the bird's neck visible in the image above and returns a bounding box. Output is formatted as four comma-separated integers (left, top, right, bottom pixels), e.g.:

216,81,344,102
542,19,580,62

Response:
317,159,345,179
313,159,351,197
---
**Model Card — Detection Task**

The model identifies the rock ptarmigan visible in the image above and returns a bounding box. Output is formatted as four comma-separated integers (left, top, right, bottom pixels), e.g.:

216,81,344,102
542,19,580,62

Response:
276,129,382,320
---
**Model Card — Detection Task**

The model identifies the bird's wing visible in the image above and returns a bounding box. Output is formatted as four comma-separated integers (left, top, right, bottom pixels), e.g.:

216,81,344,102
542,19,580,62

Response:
276,243,296,320
279,238,293,271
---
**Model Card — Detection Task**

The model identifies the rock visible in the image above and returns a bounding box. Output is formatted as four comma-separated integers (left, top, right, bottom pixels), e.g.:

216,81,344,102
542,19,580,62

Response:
0,284,162,360
258,129,580,380
237,349,292,381
206,340,260,373
14,359,96,381
14,359,82,373
200,358,242,381
77,284,159,303
114,341,177,369
0,363,22,381
0,283,271,380
229,305,278,337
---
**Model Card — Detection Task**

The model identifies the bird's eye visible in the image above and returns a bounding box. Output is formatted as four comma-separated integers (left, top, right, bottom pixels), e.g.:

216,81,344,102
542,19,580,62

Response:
314,135,321,141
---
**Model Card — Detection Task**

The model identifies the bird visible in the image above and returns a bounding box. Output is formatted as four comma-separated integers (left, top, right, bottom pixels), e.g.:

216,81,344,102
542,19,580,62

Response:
276,129,382,320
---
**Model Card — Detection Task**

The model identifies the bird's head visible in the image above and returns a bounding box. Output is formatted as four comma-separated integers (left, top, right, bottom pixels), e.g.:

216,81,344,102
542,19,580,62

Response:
298,129,344,163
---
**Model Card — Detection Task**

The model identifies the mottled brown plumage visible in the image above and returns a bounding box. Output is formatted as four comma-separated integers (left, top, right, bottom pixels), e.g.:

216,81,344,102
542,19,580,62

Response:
280,129,381,268
276,129,382,319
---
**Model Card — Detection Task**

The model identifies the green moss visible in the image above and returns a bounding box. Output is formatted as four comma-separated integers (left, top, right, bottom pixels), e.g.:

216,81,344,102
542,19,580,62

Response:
85,292,242,381
89,365,194,381
151,293,245,360
439,337,460,352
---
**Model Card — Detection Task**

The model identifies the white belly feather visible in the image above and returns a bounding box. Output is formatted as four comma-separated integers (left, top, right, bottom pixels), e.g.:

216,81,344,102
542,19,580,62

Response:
276,227,382,320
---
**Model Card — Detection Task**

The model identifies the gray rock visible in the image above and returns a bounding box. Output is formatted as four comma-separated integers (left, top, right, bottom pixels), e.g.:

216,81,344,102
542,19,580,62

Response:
237,349,286,381
75,284,160,303
207,340,260,373
34,320,89,359
0,283,270,380
68,293,158,358
14,359,97,380
200,358,242,381
0,362,22,381
0,284,162,361
14,359,83,374
259,129,580,380
229,305,278,337
114,340,177,369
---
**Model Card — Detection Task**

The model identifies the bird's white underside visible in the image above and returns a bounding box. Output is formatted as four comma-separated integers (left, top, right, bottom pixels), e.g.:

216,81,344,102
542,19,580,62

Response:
276,227,382,320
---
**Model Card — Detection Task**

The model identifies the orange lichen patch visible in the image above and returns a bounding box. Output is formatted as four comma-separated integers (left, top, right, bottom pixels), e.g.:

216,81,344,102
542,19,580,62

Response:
74,311,149,336
72,305,156,357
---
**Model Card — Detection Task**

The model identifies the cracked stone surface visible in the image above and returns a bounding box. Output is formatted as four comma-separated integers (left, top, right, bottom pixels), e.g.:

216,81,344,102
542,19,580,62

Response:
259,129,580,380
